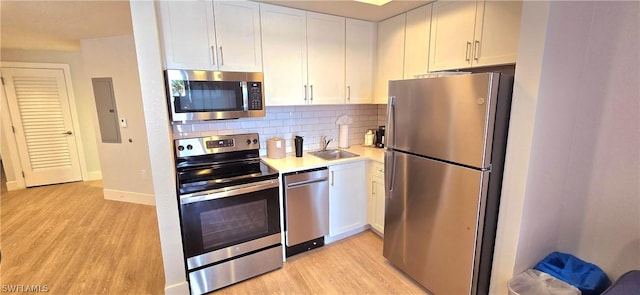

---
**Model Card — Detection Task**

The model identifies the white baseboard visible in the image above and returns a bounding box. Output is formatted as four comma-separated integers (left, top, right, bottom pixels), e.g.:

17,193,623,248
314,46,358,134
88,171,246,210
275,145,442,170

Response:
87,170,102,181
103,188,155,206
324,225,368,244
5,181,22,191
164,281,190,295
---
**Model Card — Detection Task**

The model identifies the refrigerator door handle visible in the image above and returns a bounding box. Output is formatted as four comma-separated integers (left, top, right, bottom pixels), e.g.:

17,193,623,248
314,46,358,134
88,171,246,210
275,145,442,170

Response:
384,150,395,194
386,96,396,148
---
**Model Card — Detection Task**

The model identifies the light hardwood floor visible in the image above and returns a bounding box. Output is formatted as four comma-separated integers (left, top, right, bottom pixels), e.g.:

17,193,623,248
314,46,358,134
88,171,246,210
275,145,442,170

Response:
1,180,427,294
1,180,165,294
216,231,428,294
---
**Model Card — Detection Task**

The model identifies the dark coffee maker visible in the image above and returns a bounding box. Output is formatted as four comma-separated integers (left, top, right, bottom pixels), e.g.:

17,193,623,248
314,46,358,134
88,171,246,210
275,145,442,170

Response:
375,126,385,148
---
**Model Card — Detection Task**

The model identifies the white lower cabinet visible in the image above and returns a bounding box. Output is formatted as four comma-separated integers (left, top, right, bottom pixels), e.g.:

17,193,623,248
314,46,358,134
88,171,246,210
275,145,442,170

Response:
328,161,367,238
368,161,385,235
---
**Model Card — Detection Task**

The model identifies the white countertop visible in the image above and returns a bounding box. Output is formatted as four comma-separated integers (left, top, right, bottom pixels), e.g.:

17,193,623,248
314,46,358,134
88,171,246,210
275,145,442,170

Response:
261,145,385,173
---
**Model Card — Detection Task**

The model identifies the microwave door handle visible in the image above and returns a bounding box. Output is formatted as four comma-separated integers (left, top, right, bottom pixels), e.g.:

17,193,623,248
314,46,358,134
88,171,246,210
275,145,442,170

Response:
241,81,249,111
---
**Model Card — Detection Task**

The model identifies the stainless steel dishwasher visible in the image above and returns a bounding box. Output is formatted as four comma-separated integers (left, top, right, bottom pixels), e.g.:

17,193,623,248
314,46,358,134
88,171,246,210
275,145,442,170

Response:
283,167,329,257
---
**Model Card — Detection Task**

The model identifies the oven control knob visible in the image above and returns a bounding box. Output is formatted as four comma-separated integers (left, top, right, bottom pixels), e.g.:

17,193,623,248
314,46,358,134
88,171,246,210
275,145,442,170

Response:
253,139,258,144
246,139,252,145
178,145,185,151
186,144,193,150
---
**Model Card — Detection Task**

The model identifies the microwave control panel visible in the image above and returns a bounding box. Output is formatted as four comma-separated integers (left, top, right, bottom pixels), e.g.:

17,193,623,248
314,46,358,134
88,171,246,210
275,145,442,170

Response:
248,82,263,110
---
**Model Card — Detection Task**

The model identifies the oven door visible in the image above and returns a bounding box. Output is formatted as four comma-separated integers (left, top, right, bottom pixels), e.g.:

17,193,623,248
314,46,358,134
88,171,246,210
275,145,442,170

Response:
179,179,281,270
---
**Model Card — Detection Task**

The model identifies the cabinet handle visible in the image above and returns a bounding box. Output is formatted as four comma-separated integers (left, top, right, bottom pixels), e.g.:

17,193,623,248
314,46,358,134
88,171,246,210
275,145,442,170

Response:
310,85,314,102
377,169,384,173
474,40,480,61
331,171,335,186
465,41,471,61
304,85,308,102
210,45,216,65
347,86,351,101
219,46,224,65
371,181,375,194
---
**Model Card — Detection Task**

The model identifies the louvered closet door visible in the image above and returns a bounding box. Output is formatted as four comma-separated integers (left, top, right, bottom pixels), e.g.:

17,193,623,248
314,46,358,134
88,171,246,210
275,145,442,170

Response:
2,68,82,187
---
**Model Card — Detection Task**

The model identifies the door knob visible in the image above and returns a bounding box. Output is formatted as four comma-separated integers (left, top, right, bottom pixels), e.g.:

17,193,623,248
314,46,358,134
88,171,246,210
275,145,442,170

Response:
62,131,73,135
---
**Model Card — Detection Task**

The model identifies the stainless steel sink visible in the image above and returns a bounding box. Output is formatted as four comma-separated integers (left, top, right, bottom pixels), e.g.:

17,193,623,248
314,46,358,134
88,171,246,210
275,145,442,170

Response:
310,149,359,161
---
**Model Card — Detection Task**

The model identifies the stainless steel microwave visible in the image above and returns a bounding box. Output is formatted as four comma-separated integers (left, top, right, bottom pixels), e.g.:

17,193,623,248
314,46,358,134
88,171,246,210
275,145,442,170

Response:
165,70,265,122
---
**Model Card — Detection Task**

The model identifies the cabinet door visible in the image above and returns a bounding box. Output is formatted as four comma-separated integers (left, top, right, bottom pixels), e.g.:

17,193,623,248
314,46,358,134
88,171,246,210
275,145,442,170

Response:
260,4,308,105
472,0,522,67
368,161,385,234
374,13,406,104
307,12,346,105
404,4,432,79
329,162,366,237
428,0,477,71
346,18,375,104
372,178,385,234
213,1,262,72
158,0,216,70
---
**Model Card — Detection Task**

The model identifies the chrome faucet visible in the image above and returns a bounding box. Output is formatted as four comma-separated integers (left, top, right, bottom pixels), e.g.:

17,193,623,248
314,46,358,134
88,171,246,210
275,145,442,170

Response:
321,136,332,151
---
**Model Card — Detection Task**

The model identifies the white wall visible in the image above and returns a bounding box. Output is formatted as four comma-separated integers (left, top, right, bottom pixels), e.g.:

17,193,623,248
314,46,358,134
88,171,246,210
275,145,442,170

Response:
552,1,640,280
0,49,102,180
491,1,640,293
130,2,189,293
80,35,154,202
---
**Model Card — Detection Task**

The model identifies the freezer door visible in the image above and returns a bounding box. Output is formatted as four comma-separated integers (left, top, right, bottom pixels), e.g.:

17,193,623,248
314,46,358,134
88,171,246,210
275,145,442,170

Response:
387,73,499,168
383,151,490,295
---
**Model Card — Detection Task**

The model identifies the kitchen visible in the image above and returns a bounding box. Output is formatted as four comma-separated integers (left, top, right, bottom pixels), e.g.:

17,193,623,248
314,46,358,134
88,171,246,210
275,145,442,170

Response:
1,1,638,294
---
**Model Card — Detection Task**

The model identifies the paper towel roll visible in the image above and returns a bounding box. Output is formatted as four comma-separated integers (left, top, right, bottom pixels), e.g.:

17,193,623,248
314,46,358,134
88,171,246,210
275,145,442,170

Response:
339,125,349,148
267,137,286,159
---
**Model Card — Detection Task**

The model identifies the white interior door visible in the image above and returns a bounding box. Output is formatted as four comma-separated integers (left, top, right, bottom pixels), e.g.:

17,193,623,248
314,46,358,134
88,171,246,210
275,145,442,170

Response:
2,68,82,187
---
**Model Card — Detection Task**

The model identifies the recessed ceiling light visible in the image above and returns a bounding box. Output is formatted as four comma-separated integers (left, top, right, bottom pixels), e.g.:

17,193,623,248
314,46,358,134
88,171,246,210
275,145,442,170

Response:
354,0,393,6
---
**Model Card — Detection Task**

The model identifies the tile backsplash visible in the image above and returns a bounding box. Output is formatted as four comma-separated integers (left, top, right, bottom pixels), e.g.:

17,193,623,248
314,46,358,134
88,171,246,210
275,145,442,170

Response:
377,104,387,127
173,104,384,156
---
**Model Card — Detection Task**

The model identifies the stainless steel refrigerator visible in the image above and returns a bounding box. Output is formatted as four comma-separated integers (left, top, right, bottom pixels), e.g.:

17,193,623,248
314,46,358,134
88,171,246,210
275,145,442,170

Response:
383,72,512,295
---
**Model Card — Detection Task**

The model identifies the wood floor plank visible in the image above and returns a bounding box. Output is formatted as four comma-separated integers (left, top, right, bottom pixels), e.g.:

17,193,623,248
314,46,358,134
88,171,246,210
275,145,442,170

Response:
216,231,428,295
1,179,427,294
1,181,165,294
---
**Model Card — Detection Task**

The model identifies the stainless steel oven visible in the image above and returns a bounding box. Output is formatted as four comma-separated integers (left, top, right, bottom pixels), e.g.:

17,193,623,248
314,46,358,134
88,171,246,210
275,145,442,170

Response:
174,134,281,294
165,70,265,122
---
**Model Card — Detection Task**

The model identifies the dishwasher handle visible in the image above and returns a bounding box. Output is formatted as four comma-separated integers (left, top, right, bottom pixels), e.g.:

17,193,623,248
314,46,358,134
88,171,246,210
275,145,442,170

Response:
286,177,328,188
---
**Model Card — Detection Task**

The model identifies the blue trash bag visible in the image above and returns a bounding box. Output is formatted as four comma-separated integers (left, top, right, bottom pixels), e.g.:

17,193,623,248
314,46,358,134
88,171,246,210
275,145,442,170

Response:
534,252,611,295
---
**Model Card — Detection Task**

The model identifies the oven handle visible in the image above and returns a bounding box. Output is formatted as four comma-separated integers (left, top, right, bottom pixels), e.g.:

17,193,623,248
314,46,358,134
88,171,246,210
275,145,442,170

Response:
180,179,279,205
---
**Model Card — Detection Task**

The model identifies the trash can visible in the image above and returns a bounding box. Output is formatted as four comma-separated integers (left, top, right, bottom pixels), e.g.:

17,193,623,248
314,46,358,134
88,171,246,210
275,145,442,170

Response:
534,252,611,295
508,269,581,295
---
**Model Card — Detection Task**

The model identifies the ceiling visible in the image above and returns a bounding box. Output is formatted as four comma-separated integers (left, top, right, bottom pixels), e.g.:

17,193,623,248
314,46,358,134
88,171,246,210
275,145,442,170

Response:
1,0,133,51
0,0,431,52
255,0,433,21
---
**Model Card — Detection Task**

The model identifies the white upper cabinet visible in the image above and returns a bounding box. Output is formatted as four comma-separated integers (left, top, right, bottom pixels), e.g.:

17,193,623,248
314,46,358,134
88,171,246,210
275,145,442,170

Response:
157,0,262,72
428,1,477,71
212,1,263,72
261,4,347,106
260,4,308,105
403,4,433,79
473,1,522,67
346,19,376,104
374,13,406,104
429,0,522,71
306,12,346,105
158,1,216,70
